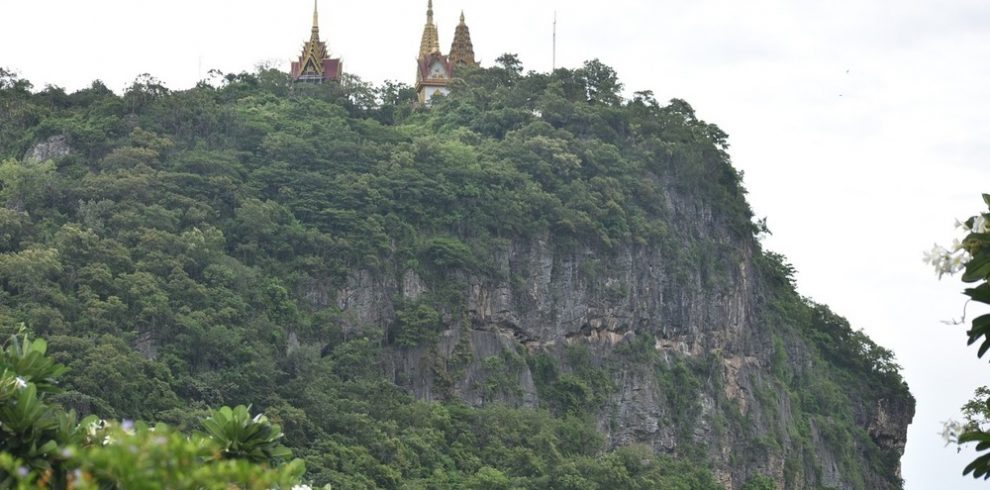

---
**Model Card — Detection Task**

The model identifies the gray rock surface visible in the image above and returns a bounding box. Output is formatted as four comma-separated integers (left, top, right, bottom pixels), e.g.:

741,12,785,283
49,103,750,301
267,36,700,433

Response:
311,192,913,489
24,135,71,162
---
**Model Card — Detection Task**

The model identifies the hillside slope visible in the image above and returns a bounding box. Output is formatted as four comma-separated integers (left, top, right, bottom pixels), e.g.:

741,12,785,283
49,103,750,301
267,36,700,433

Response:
0,62,913,489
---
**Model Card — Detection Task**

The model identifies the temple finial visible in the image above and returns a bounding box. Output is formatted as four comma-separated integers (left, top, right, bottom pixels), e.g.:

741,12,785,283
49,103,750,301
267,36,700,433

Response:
312,0,319,31
427,0,434,22
460,10,465,24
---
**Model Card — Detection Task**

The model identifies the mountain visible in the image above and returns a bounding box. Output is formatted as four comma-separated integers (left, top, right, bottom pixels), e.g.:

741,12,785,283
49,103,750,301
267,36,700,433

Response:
0,61,913,489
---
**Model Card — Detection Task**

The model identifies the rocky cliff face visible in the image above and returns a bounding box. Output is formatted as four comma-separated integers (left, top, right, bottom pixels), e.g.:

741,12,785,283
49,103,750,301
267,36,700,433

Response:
24,135,71,163
312,189,913,489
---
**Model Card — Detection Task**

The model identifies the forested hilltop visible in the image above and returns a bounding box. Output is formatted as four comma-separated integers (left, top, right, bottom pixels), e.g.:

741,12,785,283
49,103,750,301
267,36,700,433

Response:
0,58,913,489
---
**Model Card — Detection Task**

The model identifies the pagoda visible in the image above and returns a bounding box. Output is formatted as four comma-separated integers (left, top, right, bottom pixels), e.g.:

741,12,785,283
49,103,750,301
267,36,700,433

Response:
291,0,342,83
448,12,478,68
415,1,479,104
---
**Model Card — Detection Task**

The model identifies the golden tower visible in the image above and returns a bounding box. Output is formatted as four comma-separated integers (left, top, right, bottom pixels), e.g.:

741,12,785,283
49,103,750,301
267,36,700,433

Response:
419,0,442,58
448,11,478,68
291,0,342,83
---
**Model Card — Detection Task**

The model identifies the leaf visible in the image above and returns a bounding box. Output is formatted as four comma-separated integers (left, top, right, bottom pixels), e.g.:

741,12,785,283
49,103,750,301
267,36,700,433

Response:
959,430,990,479
966,284,990,304
964,255,990,283
978,339,990,359
965,452,990,478
29,338,46,355
974,315,990,333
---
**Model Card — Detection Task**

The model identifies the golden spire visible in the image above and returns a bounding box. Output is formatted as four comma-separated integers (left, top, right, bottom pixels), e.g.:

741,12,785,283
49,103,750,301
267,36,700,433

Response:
449,10,477,68
419,0,441,58
312,0,319,32
297,0,329,79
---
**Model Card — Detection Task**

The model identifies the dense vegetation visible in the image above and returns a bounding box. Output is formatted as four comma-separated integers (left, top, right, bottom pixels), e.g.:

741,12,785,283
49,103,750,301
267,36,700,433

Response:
0,57,910,488
0,332,307,488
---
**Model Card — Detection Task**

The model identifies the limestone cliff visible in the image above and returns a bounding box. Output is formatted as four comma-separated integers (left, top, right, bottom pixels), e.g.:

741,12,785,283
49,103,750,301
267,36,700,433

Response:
317,188,914,489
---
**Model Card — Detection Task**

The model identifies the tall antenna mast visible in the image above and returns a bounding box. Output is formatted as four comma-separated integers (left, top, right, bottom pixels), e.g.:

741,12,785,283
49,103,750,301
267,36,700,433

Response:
552,11,557,71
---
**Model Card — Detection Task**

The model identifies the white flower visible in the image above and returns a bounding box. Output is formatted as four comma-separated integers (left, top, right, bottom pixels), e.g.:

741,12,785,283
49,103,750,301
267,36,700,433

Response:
291,485,314,490
13,377,27,390
87,419,108,438
974,215,989,234
957,215,989,233
923,243,970,278
941,420,964,446
950,251,972,273
923,244,947,264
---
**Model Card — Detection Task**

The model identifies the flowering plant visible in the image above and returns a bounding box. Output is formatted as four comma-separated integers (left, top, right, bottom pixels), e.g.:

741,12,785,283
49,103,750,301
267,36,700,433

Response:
928,194,990,479
0,331,310,489
924,213,988,279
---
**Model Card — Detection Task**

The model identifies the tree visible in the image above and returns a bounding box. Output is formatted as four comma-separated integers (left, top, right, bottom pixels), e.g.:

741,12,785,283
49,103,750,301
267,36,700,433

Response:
0,69,40,160
0,68,32,92
123,73,169,114
0,248,62,303
578,59,623,105
0,159,56,212
494,53,523,75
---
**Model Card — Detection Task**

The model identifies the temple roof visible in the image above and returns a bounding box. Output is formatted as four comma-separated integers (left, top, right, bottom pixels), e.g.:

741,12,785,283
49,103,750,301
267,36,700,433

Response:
416,52,452,84
292,0,341,82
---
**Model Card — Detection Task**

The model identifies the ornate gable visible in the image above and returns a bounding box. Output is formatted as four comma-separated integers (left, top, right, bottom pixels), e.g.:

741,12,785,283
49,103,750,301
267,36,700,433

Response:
291,0,342,83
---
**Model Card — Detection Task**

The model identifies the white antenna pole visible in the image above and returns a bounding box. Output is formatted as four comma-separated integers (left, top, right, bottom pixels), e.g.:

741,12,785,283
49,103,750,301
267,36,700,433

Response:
553,11,557,71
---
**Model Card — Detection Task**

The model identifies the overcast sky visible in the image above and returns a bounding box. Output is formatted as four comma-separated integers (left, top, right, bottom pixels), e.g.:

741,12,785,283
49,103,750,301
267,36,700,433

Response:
3,0,990,487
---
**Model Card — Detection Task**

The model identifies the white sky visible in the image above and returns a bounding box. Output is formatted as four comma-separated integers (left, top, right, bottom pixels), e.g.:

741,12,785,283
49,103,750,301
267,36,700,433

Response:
3,0,990,487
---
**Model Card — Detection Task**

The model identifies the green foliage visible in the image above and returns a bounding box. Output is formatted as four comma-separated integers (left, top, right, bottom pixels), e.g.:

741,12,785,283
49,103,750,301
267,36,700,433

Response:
943,196,990,480
420,235,475,271
741,474,776,490
1,333,66,393
753,222,911,486
201,405,293,464
656,358,703,444
65,422,305,490
531,346,614,416
0,61,907,488
464,466,511,490
0,332,306,488
393,300,443,348
0,159,56,213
